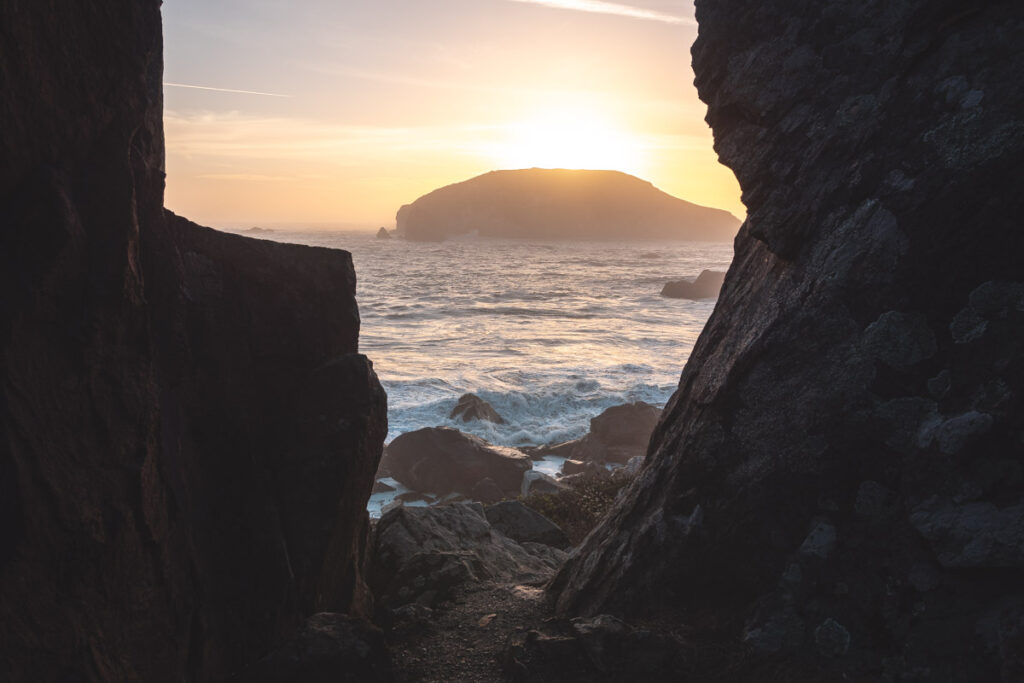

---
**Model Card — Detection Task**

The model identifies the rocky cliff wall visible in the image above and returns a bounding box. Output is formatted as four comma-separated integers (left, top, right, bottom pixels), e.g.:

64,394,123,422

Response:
0,3,385,681
552,1,1024,679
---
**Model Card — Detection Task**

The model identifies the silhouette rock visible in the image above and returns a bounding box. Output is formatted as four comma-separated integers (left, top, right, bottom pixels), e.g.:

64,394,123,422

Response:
449,392,506,424
0,4,386,680
395,169,740,241
660,269,726,299
551,1,1024,680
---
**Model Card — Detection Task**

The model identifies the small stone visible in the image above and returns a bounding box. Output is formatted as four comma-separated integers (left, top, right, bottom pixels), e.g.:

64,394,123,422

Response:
814,618,851,657
478,613,497,627
799,520,837,559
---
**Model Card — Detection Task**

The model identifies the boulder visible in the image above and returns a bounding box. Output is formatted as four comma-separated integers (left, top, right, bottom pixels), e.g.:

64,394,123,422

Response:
522,471,567,497
235,613,391,683
485,501,571,548
449,392,505,424
370,503,566,608
562,459,586,475
660,269,726,299
372,480,395,493
570,402,662,464
382,427,530,497
469,477,506,504
376,227,391,239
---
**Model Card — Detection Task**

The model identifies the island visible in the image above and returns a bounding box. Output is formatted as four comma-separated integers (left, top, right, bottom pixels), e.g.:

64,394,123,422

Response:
394,168,741,241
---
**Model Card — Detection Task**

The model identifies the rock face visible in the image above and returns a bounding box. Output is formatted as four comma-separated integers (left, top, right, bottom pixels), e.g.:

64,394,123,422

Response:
395,169,740,241
0,4,386,681
383,427,531,497
449,392,505,424
551,1,1024,680
570,402,662,464
660,269,726,299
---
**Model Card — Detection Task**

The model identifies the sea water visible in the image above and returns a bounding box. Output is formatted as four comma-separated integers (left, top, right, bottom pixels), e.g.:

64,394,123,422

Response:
234,230,732,512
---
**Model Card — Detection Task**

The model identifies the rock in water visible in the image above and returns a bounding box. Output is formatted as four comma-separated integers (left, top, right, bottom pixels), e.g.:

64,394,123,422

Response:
660,269,726,299
382,427,531,497
376,226,392,239
449,392,506,424
570,402,662,464
0,4,386,681
550,1,1024,680
395,169,740,241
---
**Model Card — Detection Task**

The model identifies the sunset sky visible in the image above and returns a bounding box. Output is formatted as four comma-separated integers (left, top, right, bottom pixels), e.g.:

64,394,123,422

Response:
162,0,742,229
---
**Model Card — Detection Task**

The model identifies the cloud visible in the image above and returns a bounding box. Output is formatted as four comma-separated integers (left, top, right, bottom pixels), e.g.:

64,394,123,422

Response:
163,82,291,98
503,0,693,24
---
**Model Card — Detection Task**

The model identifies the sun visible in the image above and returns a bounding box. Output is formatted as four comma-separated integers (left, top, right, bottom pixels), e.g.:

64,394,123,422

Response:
490,108,649,176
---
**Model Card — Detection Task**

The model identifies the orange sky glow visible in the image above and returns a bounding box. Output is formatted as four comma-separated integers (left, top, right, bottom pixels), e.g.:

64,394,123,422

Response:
162,0,742,230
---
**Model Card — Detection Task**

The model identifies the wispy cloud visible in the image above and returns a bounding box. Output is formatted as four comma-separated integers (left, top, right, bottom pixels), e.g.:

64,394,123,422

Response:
503,0,693,24
163,82,291,98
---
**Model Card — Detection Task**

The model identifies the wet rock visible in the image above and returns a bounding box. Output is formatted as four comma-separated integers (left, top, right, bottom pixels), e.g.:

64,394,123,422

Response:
449,392,505,424
571,402,662,464
372,480,396,493
370,503,565,608
660,269,727,299
235,613,391,683
485,500,571,548
562,459,586,475
521,471,567,497
382,427,530,497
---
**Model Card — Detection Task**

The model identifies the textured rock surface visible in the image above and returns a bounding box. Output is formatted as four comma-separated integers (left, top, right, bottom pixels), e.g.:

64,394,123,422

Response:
395,169,739,241
0,3,385,681
552,1,1024,680
485,501,571,549
370,503,566,609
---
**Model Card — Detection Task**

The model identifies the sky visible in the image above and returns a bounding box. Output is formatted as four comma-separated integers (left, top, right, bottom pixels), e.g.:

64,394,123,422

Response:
162,0,742,229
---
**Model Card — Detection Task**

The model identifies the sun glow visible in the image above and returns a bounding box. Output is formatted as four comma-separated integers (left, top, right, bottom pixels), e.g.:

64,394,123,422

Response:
490,109,649,176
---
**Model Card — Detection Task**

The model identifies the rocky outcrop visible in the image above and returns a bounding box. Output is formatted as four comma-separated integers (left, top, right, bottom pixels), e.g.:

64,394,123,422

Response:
552,1,1024,680
0,4,385,681
376,226,391,239
485,501,570,549
370,503,567,608
395,169,740,241
382,427,530,497
449,392,505,424
660,269,726,299
570,401,661,464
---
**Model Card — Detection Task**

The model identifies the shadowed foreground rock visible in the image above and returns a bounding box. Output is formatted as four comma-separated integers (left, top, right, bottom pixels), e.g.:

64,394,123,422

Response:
660,269,726,299
0,3,385,681
552,1,1024,680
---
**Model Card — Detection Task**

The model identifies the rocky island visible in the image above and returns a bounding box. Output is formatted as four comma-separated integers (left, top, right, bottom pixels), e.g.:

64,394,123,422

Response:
394,168,740,241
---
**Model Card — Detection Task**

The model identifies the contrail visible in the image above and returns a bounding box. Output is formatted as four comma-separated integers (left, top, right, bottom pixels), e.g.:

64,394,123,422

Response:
504,0,693,24
163,82,291,98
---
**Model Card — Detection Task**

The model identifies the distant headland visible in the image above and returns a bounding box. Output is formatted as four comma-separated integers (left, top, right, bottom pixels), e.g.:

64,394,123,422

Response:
394,168,741,241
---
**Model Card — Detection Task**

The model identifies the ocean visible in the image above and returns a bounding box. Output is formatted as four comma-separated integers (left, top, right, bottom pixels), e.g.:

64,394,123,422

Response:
234,230,732,513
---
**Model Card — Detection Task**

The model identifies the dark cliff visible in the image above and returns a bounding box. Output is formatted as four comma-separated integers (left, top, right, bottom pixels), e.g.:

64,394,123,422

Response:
552,1,1024,680
0,3,385,681
395,168,740,241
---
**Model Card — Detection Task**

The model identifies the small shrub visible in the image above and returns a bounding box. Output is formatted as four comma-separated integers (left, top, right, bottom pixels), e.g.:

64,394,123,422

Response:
520,473,633,545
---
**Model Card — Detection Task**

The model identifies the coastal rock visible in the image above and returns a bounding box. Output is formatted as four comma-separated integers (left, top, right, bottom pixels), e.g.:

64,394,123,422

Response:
382,427,530,497
376,227,392,239
521,471,567,497
395,169,740,241
485,501,571,548
235,613,391,683
449,392,506,424
0,5,386,681
550,1,1024,680
370,503,566,608
570,402,662,464
660,270,726,299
